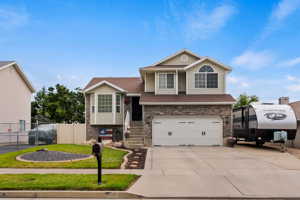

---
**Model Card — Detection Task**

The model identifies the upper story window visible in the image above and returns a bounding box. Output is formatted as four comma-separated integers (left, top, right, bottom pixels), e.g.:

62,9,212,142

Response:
195,65,218,88
98,94,112,112
159,73,175,89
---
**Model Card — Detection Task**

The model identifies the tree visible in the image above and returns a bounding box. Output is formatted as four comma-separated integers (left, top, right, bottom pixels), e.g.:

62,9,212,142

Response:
31,84,85,123
234,93,259,108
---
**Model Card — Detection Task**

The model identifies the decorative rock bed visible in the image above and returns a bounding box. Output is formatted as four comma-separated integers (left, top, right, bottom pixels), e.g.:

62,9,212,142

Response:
17,149,93,162
125,148,147,169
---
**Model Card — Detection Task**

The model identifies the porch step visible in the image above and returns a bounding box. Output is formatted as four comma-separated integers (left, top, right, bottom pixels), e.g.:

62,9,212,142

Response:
126,144,144,149
131,121,143,126
125,122,145,149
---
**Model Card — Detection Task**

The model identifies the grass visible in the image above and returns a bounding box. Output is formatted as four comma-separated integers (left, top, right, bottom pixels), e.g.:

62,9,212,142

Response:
0,144,128,169
0,174,139,190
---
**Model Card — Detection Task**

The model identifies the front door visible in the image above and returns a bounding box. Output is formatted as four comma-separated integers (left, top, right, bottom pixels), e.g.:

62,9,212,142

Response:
131,97,143,121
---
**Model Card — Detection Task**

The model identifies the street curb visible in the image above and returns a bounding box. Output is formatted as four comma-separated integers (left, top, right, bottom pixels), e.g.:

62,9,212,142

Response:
142,197,300,199
0,190,144,199
1,191,300,199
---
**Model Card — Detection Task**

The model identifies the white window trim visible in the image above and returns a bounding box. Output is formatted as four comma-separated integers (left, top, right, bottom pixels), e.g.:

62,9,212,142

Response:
158,72,176,89
194,71,218,89
98,94,113,113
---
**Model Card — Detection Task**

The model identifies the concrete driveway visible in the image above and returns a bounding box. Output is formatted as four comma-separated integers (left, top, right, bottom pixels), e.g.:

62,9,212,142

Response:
129,144,300,198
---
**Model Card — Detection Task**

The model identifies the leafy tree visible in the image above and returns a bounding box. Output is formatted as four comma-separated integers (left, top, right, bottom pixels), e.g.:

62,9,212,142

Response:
234,93,259,108
31,84,85,123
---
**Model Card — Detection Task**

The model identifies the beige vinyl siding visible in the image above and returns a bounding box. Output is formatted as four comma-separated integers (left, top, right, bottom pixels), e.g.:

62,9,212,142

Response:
0,66,32,129
178,72,186,92
155,71,177,95
186,61,226,94
88,84,123,125
145,72,155,92
160,52,199,65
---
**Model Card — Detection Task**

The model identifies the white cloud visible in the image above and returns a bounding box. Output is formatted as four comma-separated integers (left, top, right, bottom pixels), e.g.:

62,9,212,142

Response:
285,74,300,92
286,75,297,81
260,0,300,39
279,57,300,67
185,4,236,40
271,0,300,21
0,7,29,30
231,50,275,70
287,84,300,92
227,75,250,88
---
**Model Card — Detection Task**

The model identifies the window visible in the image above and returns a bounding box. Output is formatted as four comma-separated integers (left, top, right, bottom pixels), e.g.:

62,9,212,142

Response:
159,73,175,89
195,65,218,88
19,120,26,132
91,106,95,113
207,73,218,88
195,73,206,88
116,94,121,113
98,95,112,112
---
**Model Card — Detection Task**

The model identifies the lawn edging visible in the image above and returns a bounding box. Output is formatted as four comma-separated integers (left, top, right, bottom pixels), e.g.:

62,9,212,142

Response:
0,144,127,169
0,190,144,199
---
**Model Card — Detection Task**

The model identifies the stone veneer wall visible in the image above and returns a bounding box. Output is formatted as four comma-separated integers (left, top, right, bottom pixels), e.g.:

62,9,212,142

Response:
143,105,232,146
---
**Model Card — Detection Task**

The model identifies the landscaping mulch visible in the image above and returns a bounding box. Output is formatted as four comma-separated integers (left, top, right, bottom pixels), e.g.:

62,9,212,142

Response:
125,148,147,169
20,151,90,162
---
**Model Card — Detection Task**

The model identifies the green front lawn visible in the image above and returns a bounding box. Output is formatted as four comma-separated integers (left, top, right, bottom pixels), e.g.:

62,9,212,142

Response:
0,144,127,169
0,174,139,190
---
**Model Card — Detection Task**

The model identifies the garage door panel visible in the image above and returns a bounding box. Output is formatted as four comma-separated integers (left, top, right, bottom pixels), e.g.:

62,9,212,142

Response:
152,117,223,146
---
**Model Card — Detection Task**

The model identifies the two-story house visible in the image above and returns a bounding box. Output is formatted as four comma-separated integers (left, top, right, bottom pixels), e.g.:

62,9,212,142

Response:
0,61,35,132
83,49,235,148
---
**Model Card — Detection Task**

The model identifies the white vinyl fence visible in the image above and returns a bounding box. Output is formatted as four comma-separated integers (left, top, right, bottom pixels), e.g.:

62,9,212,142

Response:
56,124,86,144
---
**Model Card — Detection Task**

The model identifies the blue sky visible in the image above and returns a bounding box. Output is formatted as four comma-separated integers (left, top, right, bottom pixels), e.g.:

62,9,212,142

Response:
1,0,300,102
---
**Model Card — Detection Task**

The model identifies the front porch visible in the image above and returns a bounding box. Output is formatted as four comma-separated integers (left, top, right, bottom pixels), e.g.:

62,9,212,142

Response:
124,96,145,148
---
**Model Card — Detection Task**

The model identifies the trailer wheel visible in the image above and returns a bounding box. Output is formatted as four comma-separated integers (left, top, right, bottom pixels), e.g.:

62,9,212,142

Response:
256,140,264,147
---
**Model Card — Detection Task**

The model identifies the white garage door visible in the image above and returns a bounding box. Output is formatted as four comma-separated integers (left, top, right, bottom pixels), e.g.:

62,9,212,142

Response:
152,116,223,146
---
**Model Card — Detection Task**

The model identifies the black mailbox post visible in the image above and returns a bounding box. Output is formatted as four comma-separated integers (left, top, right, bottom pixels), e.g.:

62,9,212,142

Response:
92,136,103,185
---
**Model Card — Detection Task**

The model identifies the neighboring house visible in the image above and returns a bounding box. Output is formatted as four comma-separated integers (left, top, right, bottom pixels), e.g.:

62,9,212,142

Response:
286,98,300,148
0,61,35,132
83,49,235,148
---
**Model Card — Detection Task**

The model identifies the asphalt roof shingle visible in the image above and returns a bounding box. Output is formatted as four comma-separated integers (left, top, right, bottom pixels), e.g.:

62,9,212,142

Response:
0,61,15,68
84,77,144,93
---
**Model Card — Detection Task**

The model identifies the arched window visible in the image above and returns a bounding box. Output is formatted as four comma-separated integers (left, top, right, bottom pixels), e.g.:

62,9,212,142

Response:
195,65,218,88
199,65,214,72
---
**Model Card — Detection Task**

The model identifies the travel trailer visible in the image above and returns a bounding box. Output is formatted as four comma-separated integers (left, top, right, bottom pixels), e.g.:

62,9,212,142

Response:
233,103,297,146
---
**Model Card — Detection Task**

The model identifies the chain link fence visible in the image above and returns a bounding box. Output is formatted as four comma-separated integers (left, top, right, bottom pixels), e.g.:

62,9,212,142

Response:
0,122,57,147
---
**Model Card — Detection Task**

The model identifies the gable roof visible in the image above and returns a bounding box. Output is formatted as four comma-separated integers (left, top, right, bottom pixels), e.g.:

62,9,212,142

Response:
0,61,35,93
83,77,144,93
152,49,201,66
184,57,232,71
0,61,15,68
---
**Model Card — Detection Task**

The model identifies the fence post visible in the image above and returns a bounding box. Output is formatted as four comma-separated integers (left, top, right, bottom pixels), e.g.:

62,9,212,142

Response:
35,121,39,145
73,123,75,144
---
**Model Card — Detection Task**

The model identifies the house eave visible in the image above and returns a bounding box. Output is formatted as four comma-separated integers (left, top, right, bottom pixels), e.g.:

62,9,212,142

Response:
140,101,236,105
0,62,35,93
184,57,232,71
83,80,127,93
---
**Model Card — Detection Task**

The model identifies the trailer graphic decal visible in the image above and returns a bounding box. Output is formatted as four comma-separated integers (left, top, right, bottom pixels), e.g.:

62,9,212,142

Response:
264,112,287,120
